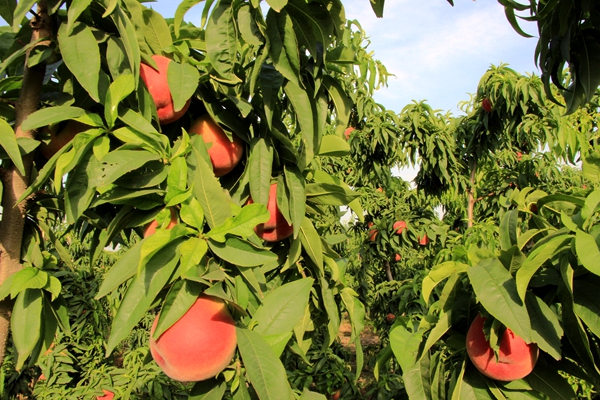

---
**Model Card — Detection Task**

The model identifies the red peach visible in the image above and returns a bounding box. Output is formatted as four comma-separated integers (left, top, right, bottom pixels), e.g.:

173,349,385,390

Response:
189,115,244,177
140,55,191,125
418,234,429,246
150,295,237,382
482,98,493,113
466,314,538,381
386,313,396,323
393,221,407,235
394,254,401,261
249,183,293,242
97,389,114,400
344,127,354,140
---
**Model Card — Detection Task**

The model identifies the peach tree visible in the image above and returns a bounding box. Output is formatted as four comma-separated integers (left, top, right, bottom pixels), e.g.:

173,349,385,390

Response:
0,0,390,397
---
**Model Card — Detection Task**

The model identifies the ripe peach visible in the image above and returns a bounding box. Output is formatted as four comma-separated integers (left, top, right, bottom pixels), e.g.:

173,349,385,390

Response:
331,389,342,400
97,389,114,400
516,151,523,161
144,208,178,238
482,98,493,113
386,313,396,323
140,55,191,125
394,253,401,261
249,183,293,242
150,295,237,382
418,234,429,246
393,221,407,235
344,127,354,140
376,187,383,193
39,121,90,159
466,314,538,381
189,115,244,177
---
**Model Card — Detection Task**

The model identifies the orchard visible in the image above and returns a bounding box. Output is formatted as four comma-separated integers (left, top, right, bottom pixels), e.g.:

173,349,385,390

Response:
0,0,598,399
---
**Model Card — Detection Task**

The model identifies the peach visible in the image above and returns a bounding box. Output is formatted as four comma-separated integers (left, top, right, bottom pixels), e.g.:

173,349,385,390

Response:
482,98,493,113
368,229,378,242
189,115,244,177
394,253,401,261
344,127,354,140
386,313,396,323
418,234,429,246
249,183,293,242
97,389,114,400
39,120,90,159
466,314,538,381
150,295,237,382
144,208,178,238
140,55,191,125
393,221,407,235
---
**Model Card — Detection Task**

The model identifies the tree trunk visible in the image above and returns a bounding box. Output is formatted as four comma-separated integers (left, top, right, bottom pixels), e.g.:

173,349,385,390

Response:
467,160,477,228
385,260,393,282
0,1,51,366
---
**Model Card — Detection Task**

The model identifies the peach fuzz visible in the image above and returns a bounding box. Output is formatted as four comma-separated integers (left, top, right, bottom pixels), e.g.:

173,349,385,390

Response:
40,120,90,159
189,115,244,177
249,183,294,242
150,295,237,382
466,314,538,381
140,55,191,125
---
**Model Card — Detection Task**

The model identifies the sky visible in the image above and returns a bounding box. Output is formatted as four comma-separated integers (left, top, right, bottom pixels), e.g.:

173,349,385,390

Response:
147,0,540,181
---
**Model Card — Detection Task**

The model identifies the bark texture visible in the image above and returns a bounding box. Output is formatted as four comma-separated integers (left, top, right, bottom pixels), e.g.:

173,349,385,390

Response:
0,1,51,366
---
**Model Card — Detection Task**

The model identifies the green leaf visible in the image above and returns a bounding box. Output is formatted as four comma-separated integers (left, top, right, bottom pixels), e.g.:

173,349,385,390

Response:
106,241,181,356
248,138,273,206
9,267,48,298
369,0,385,18
305,182,359,205
237,4,263,46
422,261,468,305
499,209,518,251
299,217,323,273
266,9,300,86
389,324,423,372
206,204,270,242
322,76,351,135
104,74,135,129
142,8,173,54
11,0,35,31
0,0,16,26
174,0,204,37
252,278,313,336
237,328,292,400
11,289,42,370
573,280,600,338
284,80,317,166
205,0,240,83
583,151,600,184
284,164,305,239
321,275,340,346
167,59,199,112
180,197,205,230
317,135,350,157
526,365,577,400
266,0,287,12
403,354,432,400
525,293,563,361
21,106,86,131
64,149,99,223
575,229,600,276
94,149,161,187
467,258,532,343
515,234,572,300
0,118,24,175
189,379,227,400
112,6,140,82
153,280,203,339
57,22,102,102
66,0,92,35
208,237,277,267
188,147,232,228
95,240,143,299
